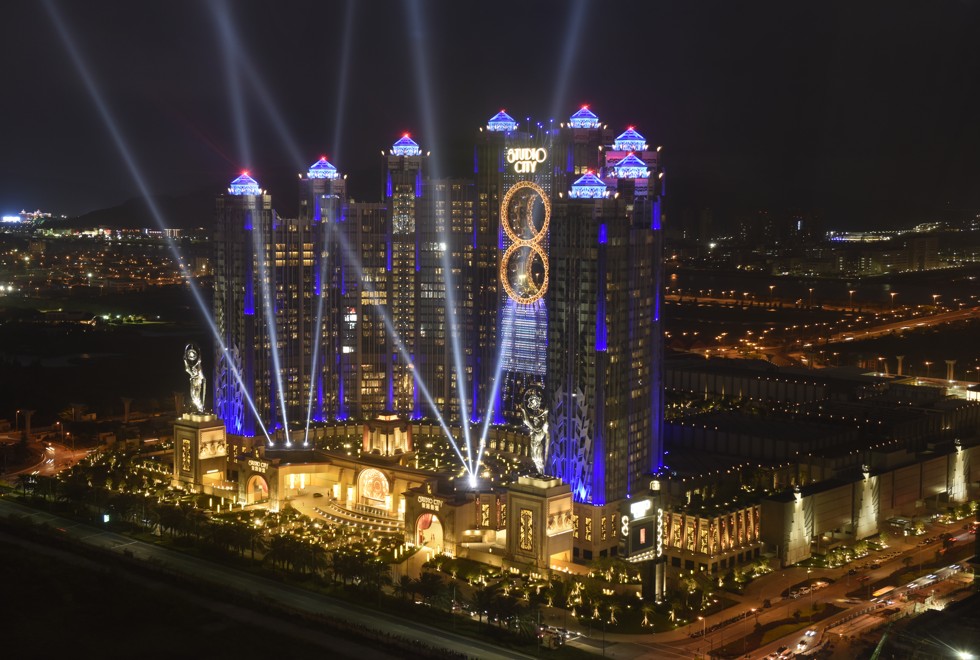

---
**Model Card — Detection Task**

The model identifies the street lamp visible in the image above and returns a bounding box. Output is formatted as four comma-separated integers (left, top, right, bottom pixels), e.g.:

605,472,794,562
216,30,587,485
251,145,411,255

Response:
890,292,897,310
925,361,933,379
848,290,856,310
932,294,940,306
769,285,775,306
15,409,19,432
808,288,814,308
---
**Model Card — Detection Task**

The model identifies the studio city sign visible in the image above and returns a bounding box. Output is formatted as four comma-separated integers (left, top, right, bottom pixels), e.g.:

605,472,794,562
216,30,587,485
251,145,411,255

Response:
506,147,548,174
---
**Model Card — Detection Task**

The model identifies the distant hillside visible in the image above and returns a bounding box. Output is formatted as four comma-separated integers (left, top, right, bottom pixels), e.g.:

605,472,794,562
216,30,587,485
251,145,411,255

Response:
55,186,222,230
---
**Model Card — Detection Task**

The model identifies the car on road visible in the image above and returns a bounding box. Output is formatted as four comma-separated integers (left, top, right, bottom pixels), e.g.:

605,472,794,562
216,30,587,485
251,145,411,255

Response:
926,574,937,580
312,492,324,498
805,629,817,637
848,568,858,575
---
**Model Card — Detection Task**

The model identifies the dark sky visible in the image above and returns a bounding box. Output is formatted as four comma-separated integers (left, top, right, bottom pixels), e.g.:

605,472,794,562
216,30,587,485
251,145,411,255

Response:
3,0,980,228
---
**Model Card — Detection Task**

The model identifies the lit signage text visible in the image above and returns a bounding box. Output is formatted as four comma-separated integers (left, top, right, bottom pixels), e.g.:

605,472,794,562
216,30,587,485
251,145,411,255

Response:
506,147,548,174
248,459,267,473
630,499,652,519
418,495,443,511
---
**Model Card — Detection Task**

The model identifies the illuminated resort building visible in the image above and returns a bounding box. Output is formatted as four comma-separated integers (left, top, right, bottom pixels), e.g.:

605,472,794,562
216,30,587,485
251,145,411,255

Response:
205,105,668,576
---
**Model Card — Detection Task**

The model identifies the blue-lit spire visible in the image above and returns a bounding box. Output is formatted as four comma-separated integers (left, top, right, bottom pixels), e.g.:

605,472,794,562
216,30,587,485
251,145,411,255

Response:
569,105,600,129
487,109,518,132
614,127,647,151
228,172,261,195
308,157,339,179
391,134,421,156
612,153,650,179
568,172,608,199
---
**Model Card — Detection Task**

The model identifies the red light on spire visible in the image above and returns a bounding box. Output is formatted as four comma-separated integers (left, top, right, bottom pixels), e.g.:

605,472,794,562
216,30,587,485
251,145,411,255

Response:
320,155,327,161
627,125,635,131
403,132,410,138
581,104,589,110
242,170,249,176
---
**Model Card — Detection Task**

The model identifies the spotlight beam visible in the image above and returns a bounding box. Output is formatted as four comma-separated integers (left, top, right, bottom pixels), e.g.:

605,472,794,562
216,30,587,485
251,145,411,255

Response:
252,217,291,442
474,301,514,475
209,0,251,168
44,0,271,442
329,222,473,476
405,0,476,472
209,0,305,169
440,219,474,470
548,0,590,122
330,0,356,160
303,217,332,445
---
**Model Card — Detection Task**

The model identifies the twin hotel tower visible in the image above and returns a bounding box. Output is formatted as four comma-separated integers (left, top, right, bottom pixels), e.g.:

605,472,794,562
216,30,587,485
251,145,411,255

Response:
177,103,754,595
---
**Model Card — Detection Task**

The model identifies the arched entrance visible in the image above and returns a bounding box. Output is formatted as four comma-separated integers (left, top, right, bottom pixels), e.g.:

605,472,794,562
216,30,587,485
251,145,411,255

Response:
246,475,269,505
357,468,389,508
416,513,444,552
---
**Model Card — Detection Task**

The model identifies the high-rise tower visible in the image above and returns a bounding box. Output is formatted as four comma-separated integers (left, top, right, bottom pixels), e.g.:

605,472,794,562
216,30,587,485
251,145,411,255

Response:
385,134,426,414
213,172,276,438
298,157,347,422
546,118,665,559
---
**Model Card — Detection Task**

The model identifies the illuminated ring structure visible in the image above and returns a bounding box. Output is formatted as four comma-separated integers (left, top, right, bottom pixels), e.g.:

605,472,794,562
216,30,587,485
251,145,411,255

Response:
500,181,551,304
500,242,549,305
501,180,550,244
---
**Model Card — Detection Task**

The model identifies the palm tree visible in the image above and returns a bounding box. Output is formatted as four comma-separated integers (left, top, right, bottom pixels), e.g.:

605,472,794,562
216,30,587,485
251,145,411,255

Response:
641,603,655,628
14,473,34,495
470,582,500,623
416,571,445,604
396,575,418,601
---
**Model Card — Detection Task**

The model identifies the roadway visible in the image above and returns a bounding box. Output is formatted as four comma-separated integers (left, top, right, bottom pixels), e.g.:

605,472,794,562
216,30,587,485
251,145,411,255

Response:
565,518,975,659
0,497,533,660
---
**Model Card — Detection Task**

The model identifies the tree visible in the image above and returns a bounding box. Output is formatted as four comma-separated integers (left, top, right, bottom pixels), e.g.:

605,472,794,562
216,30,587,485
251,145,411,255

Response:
396,575,418,601
470,582,500,623
417,571,445,604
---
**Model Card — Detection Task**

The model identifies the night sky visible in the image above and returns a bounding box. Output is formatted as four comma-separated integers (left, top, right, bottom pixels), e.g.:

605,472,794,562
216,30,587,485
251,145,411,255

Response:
3,0,980,228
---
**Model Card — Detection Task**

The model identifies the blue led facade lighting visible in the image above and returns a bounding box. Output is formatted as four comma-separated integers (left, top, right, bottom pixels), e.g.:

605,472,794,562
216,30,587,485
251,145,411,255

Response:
487,109,518,132
391,134,421,156
308,157,339,179
614,127,647,151
612,153,650,179
569,172,608,198
228,172,261,195
569,105,600,128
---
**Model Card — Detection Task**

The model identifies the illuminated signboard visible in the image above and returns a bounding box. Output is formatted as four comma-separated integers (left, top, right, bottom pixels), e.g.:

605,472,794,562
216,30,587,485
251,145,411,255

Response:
499,181,551,304
505,147,548,174
620,497,664,559
418,495,443,511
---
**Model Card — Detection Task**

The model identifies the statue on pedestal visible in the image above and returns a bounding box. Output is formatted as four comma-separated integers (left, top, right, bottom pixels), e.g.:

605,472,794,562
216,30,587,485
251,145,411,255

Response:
183,343,206,414
521,386,548,474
